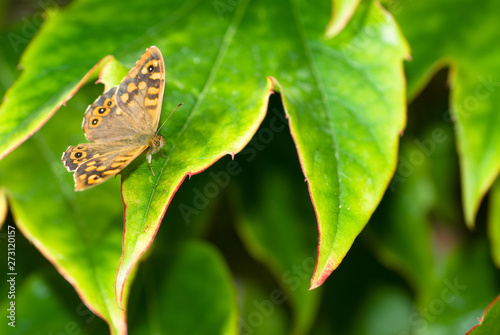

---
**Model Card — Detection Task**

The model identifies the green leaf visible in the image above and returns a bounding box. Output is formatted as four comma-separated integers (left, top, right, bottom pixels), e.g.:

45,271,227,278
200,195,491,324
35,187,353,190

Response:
233,148,322,333
391,0,500,227
2,0,408,301
0,40,107,159
116,0,408,297
487,178,500,268
98,56,129,91
0,274,83,334
467,295,500,335
0,86,129,334
156,241,238,335
281,0,408,288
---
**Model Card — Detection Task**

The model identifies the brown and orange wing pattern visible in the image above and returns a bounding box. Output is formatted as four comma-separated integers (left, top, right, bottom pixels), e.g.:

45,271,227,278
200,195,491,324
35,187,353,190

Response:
62,143,147,191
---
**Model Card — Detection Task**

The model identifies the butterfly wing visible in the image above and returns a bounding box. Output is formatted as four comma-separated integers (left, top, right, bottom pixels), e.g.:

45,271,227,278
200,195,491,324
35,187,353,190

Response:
82,46,165,143
114,46,165,133
64,47,166,190
82,87,142,143
62,143,148,191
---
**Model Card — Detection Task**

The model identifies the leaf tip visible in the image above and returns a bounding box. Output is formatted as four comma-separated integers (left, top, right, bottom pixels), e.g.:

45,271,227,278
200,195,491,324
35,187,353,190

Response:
464,200,478,231
309,256,340,290
266,76,276,94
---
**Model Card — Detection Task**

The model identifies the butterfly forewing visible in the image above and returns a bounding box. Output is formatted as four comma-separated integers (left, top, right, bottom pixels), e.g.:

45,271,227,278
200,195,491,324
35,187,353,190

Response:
82,87,142,143
115,46,165,133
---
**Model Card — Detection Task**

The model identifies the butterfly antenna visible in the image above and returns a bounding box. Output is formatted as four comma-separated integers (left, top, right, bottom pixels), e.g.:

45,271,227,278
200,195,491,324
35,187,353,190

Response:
157,103,183,134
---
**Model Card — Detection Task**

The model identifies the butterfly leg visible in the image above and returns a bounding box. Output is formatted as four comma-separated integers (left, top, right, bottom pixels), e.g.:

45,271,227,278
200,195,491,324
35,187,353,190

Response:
147,153,156,176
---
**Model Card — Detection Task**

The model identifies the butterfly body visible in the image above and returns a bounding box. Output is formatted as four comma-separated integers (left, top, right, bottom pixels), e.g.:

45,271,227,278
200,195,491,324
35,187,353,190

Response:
62,46,167,191
146,134,166,154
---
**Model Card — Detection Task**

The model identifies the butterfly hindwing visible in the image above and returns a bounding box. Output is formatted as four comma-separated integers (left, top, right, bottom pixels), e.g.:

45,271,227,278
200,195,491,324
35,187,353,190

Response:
62,143,148,191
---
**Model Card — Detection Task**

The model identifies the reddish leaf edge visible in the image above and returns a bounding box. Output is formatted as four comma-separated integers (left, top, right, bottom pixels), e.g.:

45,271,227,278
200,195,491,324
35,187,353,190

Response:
0,55,114,161
271,77,405,290
115,77,275,309
269,78,326,290
465,294,500,334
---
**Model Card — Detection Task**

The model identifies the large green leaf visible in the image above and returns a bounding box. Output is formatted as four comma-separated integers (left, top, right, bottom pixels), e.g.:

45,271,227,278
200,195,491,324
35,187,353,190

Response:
282,0,408,287
391,0,500,227
0,85,129,334
1,0,407,304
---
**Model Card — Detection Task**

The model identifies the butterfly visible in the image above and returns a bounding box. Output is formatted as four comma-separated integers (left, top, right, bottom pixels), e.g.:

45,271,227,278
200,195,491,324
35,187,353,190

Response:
62,46,179,191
